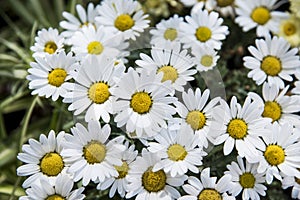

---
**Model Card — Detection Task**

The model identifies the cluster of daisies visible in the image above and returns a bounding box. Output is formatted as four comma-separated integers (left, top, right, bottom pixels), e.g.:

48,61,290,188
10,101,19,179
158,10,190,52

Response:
17,0,300,199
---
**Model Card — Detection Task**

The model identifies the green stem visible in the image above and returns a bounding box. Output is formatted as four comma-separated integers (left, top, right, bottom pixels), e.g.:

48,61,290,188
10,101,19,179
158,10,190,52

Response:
9,176,22,200
0,112,7,139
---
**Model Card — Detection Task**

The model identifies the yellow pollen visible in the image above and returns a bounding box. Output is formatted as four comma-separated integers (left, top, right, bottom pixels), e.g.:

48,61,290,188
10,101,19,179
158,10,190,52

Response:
251,7,271,25
264,144,285,166
83,141,106,164
164,28,178,41
46,195,65,200
217,0,234,7
44,41,57,54
186,110,206,130
227,119,247,139
157,65,178,83
167,144,187,161
88,82,110,104
201,55,214,67
142,167,166,192
195,27,212,42
130,92,152,114
40,152,64,176
262,101,282,122
261,56,282,76
87,41,104,55
283,22,297,36
115,161,129,179
114,14,135,31
239,172,255,188
48,68,67,87
198,189,222,200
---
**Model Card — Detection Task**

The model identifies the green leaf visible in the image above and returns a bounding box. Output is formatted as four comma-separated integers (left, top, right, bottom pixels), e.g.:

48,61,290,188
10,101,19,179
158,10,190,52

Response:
0,185,25,197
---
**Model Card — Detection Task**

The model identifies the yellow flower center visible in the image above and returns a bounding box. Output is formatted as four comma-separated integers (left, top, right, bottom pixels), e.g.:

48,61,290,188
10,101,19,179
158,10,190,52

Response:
83,141,106,164
167,144,187,161
217,0,234,7
198,189,222,200
186,110,206,130
157,65,178,83
239,172,256,188
130,92,152,114
115,161,129,179
195,27,212,42
48,68,67,87
114,14,135,31
262,101,282,122
251,7,271,25
227,119,247,139
201,55,214,67
44,41,57,54
264,144,285,166
40,152,64,176
46,195,65,200
283,22,297,36
164,28,178,41
142,167,166,192
88,82,110,104
87,41,104,55
261,56,282,76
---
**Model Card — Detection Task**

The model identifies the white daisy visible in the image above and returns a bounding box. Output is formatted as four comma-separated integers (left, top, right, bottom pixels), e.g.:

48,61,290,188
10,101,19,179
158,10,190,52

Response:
225,156,267,200
282,173,300,199
179,167,235,200
27,51,78,101
60,3,100,44
112,67,177,139
63,56,125,122
235,0,289,37
126,148,187,200
17,130,68,188
70,24,126,61
96,141,138,198
30,27,64,58
248,82,300,127
191,44,220,72
173,88,221,148
180,9,229,50
256,122,300,184
210,96,271,162
20,174,85,200
96,0,150,40
60,120,126,186
135,42,197,92
277,14,300,48
148,123,207,177
243,35,300,88
150,14,184,47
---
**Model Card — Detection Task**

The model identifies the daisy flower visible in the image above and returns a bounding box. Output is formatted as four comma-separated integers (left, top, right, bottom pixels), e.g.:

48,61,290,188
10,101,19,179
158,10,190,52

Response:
234,0,289,37
210,96,271,162
278,14,300,48
60,120,126,186
256,122,300,184
225,156,267,200
30,27,64,58
282,172,300,199
150,14,184,47
135,42,196,92
20,174,85,200
63,56,125,122
148,123,207,177
17,130,68,188
180,9,229,50
96,141,138,198
191,44,220,72
174,88,220,148
27,51,78,101
243,35,300,88
112,68,177,139
96,0,150,40
126,148,187,200
60,3,100,44
70,24,126,61
179,168,234,200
